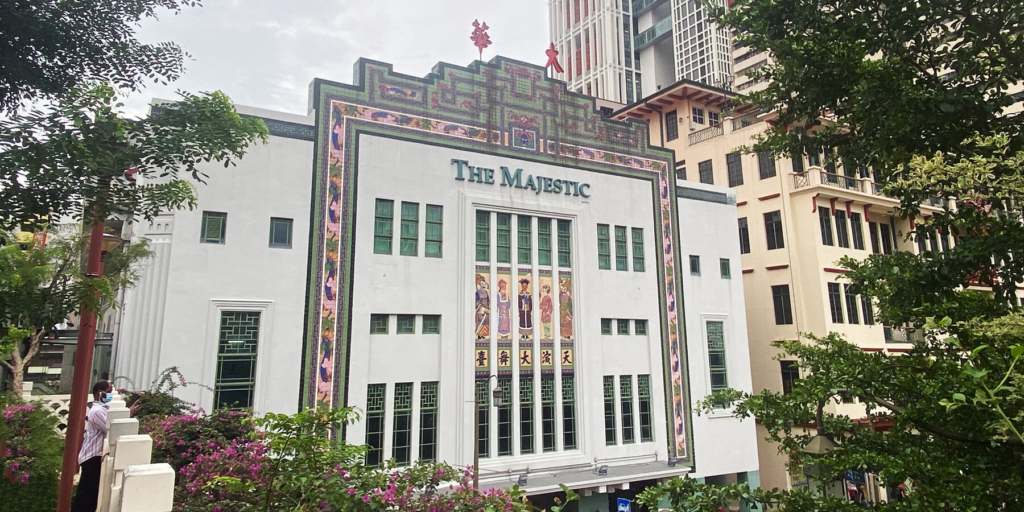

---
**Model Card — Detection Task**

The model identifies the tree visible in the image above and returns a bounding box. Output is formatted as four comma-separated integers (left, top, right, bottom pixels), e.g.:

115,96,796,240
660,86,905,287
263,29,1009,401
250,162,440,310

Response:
0,227,152,394
0,0,202,113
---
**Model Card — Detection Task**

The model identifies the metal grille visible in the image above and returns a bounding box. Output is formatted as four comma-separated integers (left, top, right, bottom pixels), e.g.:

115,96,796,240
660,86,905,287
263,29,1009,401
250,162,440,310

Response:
214,311,260,409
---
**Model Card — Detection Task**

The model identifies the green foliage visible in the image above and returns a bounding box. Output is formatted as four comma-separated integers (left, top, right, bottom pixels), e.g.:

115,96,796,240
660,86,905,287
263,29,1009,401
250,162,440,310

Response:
117,366,209,420
638,476,860,512
0,84,268,231
0,394,64,512
142,408,255,473
0,0,202,112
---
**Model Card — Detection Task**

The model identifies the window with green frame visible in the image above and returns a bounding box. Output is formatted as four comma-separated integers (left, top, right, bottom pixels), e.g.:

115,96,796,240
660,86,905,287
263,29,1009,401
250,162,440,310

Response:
601,318,612,335
603,376,617,445
396,314,415,334
392,383,413,465
476,211,490,261
635,319,648,335
370,314,389,334
597,224,611,269
541,375,556,452
214,311,260,409
476,377,490,458
201,211,227,244
422,315,441,334
425,205,443,258
520,376,535,454
497,377,513,456
631,228,644,272
518,215,532,264
562,375,578,449
617,319,630,335
537,218,552,266
374,199,394,254
614,226,628,271
557,220,571,267
707,321,729,406
269,217,292,249
365,384,386,466
400,202,419,256
638,375,653,441
496,213,511,263
720,258,731,279
419,382,438,462
620,376,635,443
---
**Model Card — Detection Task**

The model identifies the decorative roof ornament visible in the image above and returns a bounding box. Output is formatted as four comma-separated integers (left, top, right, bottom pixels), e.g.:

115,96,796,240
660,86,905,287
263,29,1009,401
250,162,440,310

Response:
544,43,564,74
470,20,492,61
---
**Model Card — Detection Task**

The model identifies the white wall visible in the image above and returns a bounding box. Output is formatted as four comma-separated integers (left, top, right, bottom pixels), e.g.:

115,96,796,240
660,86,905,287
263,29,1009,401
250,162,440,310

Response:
675,181,760,479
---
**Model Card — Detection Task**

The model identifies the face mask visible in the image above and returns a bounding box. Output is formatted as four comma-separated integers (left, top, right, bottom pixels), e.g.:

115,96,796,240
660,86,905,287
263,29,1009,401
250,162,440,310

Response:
101,393,113,404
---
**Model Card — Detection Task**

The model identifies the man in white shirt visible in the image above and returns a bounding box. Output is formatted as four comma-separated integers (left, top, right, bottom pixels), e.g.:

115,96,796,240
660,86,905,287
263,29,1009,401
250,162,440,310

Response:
70,380,139,512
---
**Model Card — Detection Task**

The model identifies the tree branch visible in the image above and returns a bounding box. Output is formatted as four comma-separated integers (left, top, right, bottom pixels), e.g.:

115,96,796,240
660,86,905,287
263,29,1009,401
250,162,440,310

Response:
867,395,1023,446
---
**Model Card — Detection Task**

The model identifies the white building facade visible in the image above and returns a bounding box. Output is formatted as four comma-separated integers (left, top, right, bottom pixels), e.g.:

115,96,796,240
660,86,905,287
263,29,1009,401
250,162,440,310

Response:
116,57,757,507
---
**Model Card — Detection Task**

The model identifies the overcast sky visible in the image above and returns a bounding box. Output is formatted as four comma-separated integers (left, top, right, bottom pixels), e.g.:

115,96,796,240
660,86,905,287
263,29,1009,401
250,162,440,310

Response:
125,0,551,117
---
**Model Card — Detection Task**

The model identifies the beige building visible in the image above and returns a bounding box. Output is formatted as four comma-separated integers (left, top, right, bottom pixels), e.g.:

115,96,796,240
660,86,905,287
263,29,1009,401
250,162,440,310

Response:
610,79,1000,494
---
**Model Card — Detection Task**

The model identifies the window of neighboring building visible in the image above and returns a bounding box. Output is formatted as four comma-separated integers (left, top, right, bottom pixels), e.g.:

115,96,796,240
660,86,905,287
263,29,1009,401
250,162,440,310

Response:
780,361,799,395
819,208,834,246
861,295,876,325
476,211,490,261
692,107,705,125
720,258,731,279
868,221,880,254
370,314,389,334
601,318,612,335
374,200,394,254
828,282,845,323
400,202,419,256
850,212,865,250
698,159,714,184
201,211,227,244
269,217,292,249
620,376,635,443
690,255,701,276
397,314,415,334
758,151,777,179
365,384,386,467
638,375,654,442
791,153,805,174
392,382,413,465
538,218,552,265
835,210,850,248
940,229,951,252
708,111,721,126
597,224,611,270
214,311,260,409
425,205,443,258
726,152,743,187
879,223,894,254
764,211,785,250
824,148,838,174
617,319,630,335
707,321,728,404
519,377,534,455
665,110,679,141
845,285,860,324
635,319,648,335
772,285,794,325
418,382,439,462
422,315,441,334
496,213,511,263
604,376,617,445
614,226,628,271
808,151,821,167
558,220,572,267
518,215,532,264
562,376,578,449
632,228,645,272
738,217,751,254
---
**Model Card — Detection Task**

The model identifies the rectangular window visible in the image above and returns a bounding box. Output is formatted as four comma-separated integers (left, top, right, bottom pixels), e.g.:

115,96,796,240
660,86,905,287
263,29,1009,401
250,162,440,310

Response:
845,284,860,324
835,210,850,248
601,318,612,335
819,208,834,246
520,377,535,455
518,216,532,264
201,211,227,244
916,230,927,253
365,384,386,467
720,258,731,279
425,205,443,258
392,382,413,465
538,218,552,266
541,375,556,452
620,376,635,443
604,376,617,445
726,152,743,187
709,111,721,126
692,107,705,125
476,211,490,261
370,314,389,334
374,200,394,254
698,160,714,185
791,153,805,174
400,202,419,256
764,211,785,250
269,217,292,249
879,223,894,254
396,314,415,334
689,255,701,276
758,151,777,179
419,382,438,462
422,315,440,334
869,221,880,254
496,213,512,263
558,220,572,267
861,295,875,325
614,226,628,271
772,285,794,325
828,283,845,323
850,213,865,250
476,377,490,458
612,318,629,335
738,218,751,254
597,224,611,269
940,230,951,252
632,228,645,272
665,110,679,141
808,151,821,167
635,320,648,335
562,375,578,450
707,321,729,407
497,377,513,456
638,375,653,442
214,311,260,409
780,361,799,395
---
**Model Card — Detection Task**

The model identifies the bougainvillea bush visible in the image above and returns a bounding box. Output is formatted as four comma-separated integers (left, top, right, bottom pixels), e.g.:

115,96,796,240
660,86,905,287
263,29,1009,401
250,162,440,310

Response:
0,396,63,512
142,408,254,474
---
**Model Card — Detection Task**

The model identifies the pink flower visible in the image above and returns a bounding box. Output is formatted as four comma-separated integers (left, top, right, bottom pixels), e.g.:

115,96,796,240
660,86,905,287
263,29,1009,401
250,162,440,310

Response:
363,495,371,503
348,487,356,495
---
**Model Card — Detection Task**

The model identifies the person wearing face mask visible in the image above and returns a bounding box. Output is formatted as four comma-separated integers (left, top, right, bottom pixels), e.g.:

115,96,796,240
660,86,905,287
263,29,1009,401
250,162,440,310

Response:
71,380,140,512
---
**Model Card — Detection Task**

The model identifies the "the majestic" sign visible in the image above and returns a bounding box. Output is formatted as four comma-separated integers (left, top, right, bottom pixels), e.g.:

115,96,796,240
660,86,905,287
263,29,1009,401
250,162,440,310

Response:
452,159,591,198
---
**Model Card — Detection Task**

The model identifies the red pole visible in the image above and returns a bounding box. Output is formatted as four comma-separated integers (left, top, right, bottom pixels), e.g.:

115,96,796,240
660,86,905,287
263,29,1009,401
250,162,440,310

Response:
56,216,106,512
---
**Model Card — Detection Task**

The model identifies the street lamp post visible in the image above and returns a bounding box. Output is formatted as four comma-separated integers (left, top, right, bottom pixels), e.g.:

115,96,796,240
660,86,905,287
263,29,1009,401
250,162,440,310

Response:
472,374,502,489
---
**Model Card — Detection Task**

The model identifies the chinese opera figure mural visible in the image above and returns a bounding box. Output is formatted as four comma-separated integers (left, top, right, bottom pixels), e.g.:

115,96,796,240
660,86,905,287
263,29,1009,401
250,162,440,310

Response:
475,269,490,340
496,270,512,339
558,272,573,341
517,272,533,339
538,272,554,341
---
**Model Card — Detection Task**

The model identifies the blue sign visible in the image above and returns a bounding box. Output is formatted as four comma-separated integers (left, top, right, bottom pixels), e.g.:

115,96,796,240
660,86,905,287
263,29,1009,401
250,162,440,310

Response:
617,498,631,512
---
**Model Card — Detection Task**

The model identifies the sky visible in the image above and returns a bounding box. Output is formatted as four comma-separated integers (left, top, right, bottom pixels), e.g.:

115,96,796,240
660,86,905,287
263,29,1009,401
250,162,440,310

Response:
125,0,551,117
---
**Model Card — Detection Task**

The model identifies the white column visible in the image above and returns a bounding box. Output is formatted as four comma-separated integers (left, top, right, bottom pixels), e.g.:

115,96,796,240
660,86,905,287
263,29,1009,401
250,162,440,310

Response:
117,464,175,512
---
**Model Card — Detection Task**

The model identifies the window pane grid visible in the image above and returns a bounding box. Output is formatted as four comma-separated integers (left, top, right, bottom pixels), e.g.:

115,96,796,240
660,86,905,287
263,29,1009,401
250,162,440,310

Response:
772,285,794,325
476,211,490,261
497,377,513,456
617,319,630,335
698,160,714,185
201,212,227,244
397,314,415,334
828,283,844,323
632,228,645,272
374,199,394,254
835,210,850,248
614,226,628,271
845,285,860,324
726,152,743,187
392,383,413,465
764,211,784,250
419,382,439,462
689,255,701,276
818,208,834,246
758,151,777,179
557,220,572,267
541,375,556,452
520,377,535,455
538,218,552,266
518,216,532,264
638,375,653,442
476,378,490,458
399,202,419,256
425,205,443,258
365,384,386,467
620,376,635,444
604,376,617,445
497,213,512,263
720,258,731,279
562,375,577,450
214,311,260,410
422,315,440,334
850,213,865,250
269,217,292,248
738,218,750,254
597,224,611,270
635,320,648,335
707,321,728,406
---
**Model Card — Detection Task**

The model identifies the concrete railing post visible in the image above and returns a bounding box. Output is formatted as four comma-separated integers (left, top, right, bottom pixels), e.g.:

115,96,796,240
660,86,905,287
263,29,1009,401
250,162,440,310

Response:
106,435,153,512
21,382,32,400
117,463,175,512
98,417,137,512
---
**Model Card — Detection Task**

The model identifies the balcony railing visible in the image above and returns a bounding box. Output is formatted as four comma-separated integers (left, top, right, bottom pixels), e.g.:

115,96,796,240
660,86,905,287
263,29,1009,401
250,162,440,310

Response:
688,124,724,146
792,167,877,195
884,326,924,344
634,17,673,51
731,114,763,131
632,0,669,16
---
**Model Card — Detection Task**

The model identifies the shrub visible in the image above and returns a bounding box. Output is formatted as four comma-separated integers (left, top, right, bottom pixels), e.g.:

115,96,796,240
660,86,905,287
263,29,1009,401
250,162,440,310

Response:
143,408,254,473
0,394,63,512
